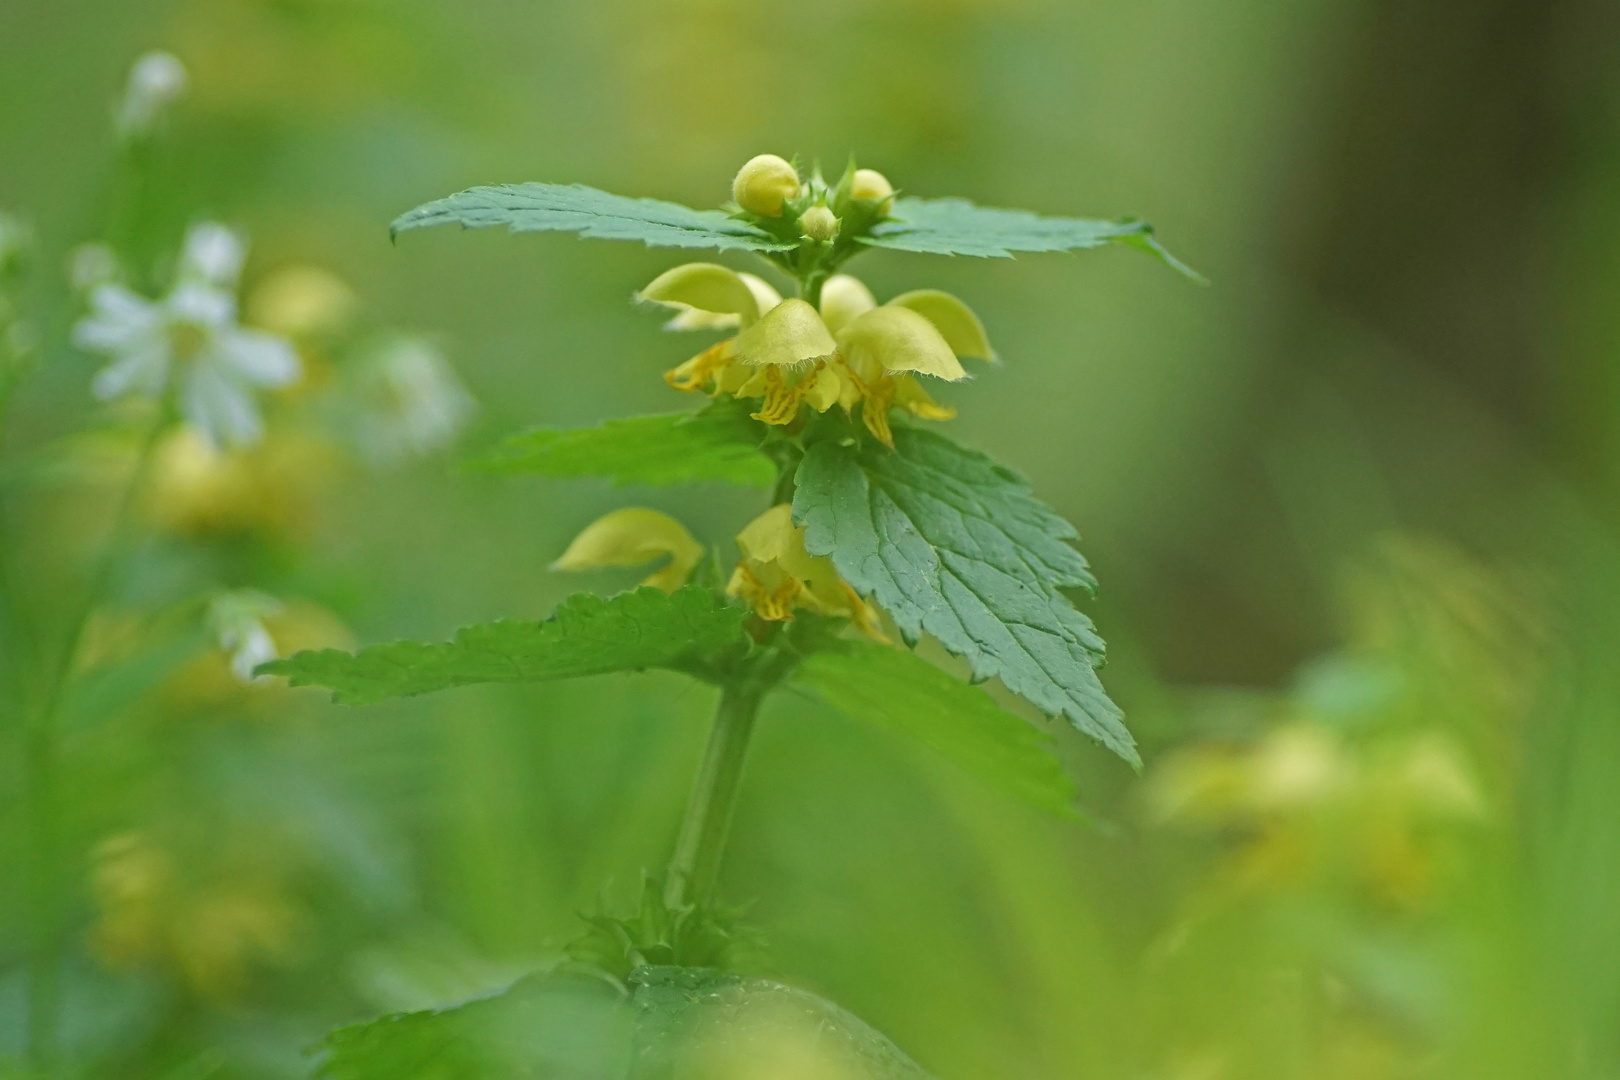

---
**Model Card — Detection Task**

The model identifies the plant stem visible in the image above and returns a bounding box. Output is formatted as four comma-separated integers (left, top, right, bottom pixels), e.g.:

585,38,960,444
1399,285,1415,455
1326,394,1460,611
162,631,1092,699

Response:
664,683,764,911
22,413,165,1074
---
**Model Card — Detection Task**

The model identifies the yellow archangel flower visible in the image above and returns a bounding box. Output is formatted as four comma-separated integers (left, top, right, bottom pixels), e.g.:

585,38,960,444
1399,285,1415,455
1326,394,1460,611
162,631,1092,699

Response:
726,504,885,640
552,507,705,593
647,264,994,447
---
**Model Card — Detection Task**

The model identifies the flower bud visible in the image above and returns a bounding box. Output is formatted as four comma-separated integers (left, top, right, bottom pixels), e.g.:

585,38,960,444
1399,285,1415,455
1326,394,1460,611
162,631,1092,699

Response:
850,169,894,213
798,205,839,243
817,275,877,335
116,51,189,139
732,155,801,217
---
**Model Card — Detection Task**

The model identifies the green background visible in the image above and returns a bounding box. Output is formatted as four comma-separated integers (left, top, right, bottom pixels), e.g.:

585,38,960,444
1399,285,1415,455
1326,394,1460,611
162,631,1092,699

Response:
2,0,1619,1076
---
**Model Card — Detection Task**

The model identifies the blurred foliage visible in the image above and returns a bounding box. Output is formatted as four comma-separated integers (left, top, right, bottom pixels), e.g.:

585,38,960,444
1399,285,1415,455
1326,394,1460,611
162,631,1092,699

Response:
2,0,1620,1077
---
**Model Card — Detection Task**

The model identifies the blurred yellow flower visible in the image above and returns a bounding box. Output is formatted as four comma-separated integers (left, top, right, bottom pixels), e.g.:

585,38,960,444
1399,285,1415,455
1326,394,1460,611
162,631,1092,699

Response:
247,264,359,341
552,507,705,593
90,830,302,1002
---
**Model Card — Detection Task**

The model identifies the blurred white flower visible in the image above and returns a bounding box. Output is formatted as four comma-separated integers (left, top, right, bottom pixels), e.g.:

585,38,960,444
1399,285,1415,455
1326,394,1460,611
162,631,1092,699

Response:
116,51,189,139
69,242,121,291
178,222,246,288
73,224,299,449
350,337,475,463
207,590,282,683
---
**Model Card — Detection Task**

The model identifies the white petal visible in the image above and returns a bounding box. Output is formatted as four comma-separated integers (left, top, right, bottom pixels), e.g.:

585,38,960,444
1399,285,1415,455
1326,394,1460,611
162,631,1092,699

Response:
217,328,300,387
91,342,170,400
181,222,246,286
182,364,264,449
166,281,237,328
73,286,159,352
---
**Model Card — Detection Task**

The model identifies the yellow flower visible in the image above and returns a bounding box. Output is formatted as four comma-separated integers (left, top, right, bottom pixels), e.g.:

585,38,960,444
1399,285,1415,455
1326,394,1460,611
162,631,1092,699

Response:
726,504,884,639
652,264,990,445
247,265,359,341
732,154,801,217
552,507,704,593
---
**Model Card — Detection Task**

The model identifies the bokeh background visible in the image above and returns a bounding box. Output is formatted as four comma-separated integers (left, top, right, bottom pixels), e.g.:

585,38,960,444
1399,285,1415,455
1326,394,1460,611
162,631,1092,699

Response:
3,0,1620,1076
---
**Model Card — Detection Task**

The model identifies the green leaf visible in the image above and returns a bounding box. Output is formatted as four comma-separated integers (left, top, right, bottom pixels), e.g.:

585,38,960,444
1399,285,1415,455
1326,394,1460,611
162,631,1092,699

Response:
259,586,748,705
792,426,1138,767
629,966,932,1079
316,972,633,1080
863,197,1203,279
391,183,795,254
312,966,932,1080
468,405,774,487
793,641,1078,817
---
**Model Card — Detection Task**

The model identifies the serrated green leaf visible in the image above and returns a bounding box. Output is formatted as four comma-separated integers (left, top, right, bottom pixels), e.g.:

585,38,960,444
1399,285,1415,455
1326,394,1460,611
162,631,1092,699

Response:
863,197,1203,279
628,966,933,1079
259,587,748,705
793,641,1078,817
468,406,774,487
312,966,931,1080
792,427,1138,767
391,183,795,254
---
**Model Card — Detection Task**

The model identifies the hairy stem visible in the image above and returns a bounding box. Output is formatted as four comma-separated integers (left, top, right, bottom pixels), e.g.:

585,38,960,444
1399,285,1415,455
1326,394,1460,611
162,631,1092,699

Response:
664,683,764,911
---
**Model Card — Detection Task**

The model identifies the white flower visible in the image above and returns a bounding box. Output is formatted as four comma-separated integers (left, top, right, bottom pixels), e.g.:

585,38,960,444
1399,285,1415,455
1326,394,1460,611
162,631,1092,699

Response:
177,222,245,288
349,337,475,463
116,51,189,139
72,224,299,449
206,590,281,683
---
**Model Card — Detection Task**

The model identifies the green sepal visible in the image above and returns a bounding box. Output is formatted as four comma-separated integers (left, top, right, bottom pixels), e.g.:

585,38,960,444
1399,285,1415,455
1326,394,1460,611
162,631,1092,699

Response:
863,197,1203,280
793,640,1079,817
391,182,796,253
468,401,774,487
258,586,750,705
792,425,1138,767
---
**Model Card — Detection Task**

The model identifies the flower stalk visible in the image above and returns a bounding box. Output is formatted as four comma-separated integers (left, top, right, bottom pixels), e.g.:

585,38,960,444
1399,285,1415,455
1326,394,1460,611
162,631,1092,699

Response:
664,682,766,912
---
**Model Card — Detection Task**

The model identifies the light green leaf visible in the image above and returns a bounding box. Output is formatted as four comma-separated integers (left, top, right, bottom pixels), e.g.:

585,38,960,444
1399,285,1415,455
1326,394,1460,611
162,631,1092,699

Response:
391,183,794,254
863,197,1203,279
793,426,1138,767
313,966,932,1080
629,966,933,1079
793,641,1078,816
316,972,632,1080
259,586,748,705
469,405,774,487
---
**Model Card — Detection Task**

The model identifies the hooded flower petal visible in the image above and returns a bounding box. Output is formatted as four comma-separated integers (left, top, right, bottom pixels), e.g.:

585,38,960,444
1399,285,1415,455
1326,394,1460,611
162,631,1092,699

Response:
732,298,837,369
727,504,885,637
818,275,877,335
552,507,704,593
836,305,967,383
639,262,768,331
887,289,995,363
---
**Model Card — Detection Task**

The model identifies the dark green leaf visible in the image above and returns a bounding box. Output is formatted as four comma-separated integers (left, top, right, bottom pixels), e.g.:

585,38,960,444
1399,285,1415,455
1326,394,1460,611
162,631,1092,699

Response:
793,427,1138,767
629,966,933,1080
259,586,748,705
469,407,774,487
863,197,1203,279
793,641,1078,816
391,183,794,254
